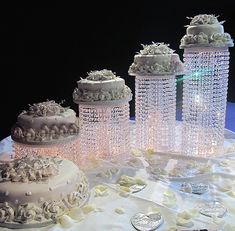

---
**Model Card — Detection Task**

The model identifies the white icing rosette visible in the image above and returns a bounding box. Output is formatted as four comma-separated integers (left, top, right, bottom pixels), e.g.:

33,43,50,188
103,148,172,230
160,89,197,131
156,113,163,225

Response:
15,203,43,223
43,201,66,220
0,202,14,223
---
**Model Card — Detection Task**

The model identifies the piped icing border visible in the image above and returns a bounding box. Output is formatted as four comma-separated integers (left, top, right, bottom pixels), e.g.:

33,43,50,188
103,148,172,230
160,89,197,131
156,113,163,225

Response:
73,85,132,103
11,122,79,144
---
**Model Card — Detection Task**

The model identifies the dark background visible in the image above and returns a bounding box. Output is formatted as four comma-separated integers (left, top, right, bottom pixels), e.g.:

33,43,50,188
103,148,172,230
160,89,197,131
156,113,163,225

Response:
1,2,235,140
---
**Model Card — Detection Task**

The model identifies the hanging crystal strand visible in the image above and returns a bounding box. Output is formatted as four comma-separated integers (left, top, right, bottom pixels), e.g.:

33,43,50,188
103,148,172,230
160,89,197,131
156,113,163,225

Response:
180,14,233,157
135,75,176,151
129,43,184,152
73,70,132,162
79,102,130,158
13,138,79,161
182,48,229,156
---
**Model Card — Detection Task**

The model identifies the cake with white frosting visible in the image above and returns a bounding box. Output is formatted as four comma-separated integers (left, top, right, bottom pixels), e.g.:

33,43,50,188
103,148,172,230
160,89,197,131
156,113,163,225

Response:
180,14,234,48
73,69,132,104
0,155,89,229
11,100,79,145
128,42,184,76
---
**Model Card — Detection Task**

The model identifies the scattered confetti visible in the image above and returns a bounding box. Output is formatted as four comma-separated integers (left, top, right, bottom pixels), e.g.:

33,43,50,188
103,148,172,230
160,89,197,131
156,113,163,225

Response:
114,207,125,214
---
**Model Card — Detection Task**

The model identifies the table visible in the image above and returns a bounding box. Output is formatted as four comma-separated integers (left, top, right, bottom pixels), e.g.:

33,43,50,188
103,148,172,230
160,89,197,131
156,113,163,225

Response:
1,121,235,230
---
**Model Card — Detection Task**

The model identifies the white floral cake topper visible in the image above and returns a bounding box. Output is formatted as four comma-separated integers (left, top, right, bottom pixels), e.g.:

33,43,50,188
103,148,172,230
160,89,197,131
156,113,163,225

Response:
138,42,174,55
25,100,68,117
85,69,118,81
187,14,223,26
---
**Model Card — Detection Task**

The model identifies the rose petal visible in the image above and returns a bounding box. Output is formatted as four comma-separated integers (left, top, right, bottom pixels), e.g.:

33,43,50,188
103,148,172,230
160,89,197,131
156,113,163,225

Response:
58,214,75,228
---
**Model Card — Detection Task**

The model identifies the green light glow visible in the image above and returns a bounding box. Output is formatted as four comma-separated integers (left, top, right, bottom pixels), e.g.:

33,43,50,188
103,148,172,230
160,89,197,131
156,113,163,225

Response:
176,69,212,83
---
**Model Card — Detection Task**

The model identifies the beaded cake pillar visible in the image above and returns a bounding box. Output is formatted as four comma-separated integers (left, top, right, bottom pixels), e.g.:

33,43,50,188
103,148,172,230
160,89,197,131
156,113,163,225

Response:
180,14,234,157
129,43,184,152
11,101,79,163
73,69,132,161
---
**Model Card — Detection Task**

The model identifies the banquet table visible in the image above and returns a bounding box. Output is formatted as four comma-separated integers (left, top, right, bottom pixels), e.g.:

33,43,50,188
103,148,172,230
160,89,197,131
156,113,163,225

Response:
0,102,235,231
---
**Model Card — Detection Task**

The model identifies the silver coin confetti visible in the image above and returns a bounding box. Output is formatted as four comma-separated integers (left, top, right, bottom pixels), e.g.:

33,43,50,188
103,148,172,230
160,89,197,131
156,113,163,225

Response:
200,201,227,218
130,184,147,193
180,182,209,195
191,183,209,195
131,212,164,231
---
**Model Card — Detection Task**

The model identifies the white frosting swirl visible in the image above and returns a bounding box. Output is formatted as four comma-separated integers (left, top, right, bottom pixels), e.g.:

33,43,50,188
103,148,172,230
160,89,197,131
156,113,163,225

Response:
15,203,43,223
0,203,14,223
43,201,65,220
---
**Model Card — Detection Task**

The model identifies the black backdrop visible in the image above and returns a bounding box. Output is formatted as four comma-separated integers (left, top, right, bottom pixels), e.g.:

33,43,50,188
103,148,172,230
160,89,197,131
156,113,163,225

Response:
1,2,235,140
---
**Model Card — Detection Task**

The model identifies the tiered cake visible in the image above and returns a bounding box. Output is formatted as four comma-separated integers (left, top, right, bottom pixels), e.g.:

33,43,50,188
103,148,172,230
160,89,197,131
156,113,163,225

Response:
0,155,89,229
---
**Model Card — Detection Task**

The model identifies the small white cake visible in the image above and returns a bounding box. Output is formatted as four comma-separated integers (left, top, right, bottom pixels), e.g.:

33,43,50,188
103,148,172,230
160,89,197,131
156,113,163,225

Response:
11,101,79,145
73,69,132,104
128,42,184,76
180,14,233,48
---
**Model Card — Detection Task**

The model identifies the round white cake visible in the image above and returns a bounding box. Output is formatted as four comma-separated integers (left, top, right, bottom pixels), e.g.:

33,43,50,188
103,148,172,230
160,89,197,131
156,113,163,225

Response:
128,42,184,76
11,101,79,145
180,14,233,48
0,155,89,229
73,69,132,104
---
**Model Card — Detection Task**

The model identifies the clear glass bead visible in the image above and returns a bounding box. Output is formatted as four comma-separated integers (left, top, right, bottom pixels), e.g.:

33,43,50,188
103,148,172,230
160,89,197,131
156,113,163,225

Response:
182,48,229,157
135,75,176,152
79,102,130,160
13,138,80,163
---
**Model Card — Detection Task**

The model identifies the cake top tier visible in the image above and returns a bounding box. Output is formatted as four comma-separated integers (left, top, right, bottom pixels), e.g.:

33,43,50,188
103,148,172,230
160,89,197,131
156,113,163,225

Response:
85,69,117,81
0,155,61,183
73,69,132,104
138,42,174,55
25,100,67,117
188,14,221,25
180,14,234,49
129,42,184,76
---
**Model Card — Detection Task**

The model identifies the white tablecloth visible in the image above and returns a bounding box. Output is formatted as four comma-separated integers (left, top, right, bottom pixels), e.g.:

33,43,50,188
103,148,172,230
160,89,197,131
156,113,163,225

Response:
1,122,235,230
